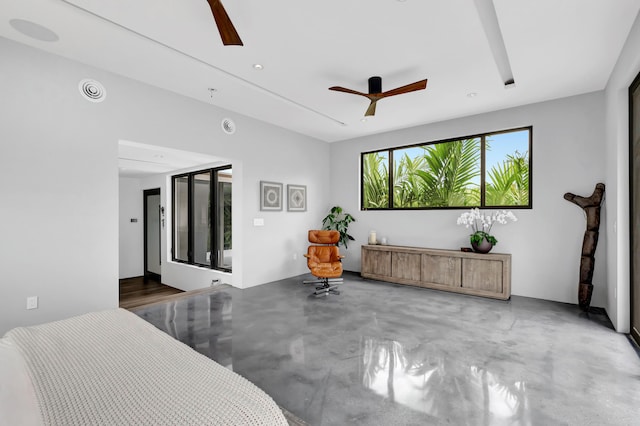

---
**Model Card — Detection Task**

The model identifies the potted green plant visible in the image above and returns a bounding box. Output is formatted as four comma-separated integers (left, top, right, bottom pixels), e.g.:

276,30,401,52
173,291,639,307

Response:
456,208,517,253
322,206,356,249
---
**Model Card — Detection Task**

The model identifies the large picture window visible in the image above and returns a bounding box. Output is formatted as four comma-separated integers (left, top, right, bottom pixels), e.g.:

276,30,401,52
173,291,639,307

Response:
172,166,232,271
361,127,531,210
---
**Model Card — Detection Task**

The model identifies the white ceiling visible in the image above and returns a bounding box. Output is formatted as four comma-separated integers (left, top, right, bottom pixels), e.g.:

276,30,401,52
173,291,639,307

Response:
118,140,224,179
2,0,640,147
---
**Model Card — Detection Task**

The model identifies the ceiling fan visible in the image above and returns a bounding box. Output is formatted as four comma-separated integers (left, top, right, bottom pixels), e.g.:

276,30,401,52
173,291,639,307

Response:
206,0,243,46
329,76,428,116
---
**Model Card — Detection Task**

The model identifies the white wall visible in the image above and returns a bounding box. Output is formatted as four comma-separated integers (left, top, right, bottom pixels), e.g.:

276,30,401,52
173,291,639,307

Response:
330,92,608,308
119,177,144,279
0,37,329,334
0,40,119,333
604,11,640,332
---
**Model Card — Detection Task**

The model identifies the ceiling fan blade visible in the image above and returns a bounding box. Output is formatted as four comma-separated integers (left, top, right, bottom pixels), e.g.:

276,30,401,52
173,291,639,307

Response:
381,79,428,98
365,100,378,116
329,86,369,98
206,0,243,46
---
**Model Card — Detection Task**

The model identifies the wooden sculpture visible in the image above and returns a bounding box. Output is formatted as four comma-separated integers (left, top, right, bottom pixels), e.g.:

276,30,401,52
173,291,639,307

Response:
564,183,605,311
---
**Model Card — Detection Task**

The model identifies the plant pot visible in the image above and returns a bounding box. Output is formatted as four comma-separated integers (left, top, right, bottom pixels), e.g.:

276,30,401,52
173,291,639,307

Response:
471,237,493,254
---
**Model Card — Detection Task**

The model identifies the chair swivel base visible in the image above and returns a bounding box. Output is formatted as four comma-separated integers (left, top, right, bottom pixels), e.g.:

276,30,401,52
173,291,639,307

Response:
303,277,343,285
313,284,340,296
313,279,340,295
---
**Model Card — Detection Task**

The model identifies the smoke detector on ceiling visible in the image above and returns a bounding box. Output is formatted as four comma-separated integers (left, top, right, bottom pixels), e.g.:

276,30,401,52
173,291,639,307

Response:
79,79,106,103
221,118,236,135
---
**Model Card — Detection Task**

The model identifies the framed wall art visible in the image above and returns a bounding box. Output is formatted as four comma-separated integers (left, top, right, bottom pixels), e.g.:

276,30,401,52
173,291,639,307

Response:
260,181,283,211
287,184,307,212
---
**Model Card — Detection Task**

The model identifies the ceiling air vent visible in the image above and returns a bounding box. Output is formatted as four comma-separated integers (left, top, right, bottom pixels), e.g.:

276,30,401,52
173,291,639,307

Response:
221,118,236,135
79,79,106,103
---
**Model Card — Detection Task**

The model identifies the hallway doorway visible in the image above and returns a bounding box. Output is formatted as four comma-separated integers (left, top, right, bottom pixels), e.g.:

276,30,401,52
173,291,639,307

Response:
144,188,161,280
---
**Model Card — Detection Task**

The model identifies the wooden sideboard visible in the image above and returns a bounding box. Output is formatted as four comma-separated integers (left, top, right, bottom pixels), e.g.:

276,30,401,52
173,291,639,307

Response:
361,245,511,300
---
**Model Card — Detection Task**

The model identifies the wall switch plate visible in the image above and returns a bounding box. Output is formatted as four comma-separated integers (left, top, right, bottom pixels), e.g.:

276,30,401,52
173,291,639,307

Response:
26,296,38,310
253,218,264,227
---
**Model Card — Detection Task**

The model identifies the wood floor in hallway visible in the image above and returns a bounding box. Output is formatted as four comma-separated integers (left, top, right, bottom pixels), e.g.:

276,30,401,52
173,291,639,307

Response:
119,276,183,310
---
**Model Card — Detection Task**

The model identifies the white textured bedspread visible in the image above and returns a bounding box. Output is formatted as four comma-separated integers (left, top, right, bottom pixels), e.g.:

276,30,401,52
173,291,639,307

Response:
4,309,287,426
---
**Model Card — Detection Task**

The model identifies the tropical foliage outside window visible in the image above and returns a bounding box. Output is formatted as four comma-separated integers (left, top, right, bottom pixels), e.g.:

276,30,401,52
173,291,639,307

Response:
361,127,531,209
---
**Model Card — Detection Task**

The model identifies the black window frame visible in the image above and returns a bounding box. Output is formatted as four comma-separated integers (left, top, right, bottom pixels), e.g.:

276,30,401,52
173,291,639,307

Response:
360,126,532,210
171,165,232,272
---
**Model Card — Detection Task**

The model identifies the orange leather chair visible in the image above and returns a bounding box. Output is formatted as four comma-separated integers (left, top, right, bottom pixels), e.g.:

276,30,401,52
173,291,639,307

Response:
304,230,344,295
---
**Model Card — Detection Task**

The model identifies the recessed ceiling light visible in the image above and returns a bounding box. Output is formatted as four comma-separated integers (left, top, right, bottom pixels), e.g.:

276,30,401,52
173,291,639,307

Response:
361,118,368,123
253,64,264,70
467,92,478,98
9,19,59,42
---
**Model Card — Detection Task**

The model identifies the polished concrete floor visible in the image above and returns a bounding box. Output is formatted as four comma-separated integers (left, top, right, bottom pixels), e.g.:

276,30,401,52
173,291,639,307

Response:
134,273,640,426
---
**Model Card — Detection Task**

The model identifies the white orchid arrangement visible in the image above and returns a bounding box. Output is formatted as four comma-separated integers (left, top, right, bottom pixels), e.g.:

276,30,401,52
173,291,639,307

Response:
456,208,518,245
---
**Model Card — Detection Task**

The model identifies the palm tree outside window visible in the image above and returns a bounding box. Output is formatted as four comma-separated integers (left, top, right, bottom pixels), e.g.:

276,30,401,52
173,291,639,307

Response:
361,127,531,210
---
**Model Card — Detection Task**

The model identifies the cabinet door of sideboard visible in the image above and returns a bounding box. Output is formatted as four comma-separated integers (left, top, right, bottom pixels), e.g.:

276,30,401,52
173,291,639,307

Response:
362,247,392,278
461,258,504,294
391,252,421,281
421,254,461,288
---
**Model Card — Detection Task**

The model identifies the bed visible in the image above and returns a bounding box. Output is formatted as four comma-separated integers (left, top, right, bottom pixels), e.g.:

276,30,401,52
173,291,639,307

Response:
0,308,288,425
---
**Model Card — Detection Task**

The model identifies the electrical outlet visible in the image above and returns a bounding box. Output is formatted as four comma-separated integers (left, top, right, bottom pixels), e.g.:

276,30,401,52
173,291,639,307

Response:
26,296,38,310
293,253,298,260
